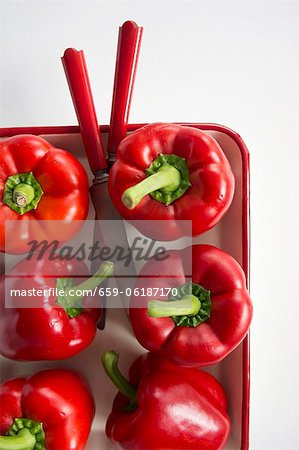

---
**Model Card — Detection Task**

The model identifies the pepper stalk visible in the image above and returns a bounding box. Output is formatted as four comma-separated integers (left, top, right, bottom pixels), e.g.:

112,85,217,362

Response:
57,261,114,318
122,154,191,209
2,172,43,215
147,282,212,327
0,418,45,450
148,294,201,318
102,351,138,410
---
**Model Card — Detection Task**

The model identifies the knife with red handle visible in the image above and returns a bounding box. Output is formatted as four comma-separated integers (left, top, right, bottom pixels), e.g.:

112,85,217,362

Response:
61,20,142,326
95,20,143,314
62,48,109,329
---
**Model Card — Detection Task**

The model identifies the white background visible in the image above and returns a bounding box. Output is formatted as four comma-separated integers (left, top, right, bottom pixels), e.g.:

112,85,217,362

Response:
1,1,299,449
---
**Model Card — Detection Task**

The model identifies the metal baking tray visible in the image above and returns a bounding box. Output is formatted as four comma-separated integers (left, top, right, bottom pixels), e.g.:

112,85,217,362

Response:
0,123,250,450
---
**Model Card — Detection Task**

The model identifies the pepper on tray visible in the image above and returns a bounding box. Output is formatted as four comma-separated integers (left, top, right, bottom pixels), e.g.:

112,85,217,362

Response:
102,350,230,450
0,368,94,450
0,134,89,253
130,244,252,366
0,251,114,360
108,123,235,240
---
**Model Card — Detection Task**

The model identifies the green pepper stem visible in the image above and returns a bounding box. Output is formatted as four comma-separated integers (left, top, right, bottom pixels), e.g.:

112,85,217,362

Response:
0,429,36,450
12,184,35,207
148,294,201,318
122,164,181,209
57,261,114,318
63,261,114,303
3,172,43,215
102,351,137,401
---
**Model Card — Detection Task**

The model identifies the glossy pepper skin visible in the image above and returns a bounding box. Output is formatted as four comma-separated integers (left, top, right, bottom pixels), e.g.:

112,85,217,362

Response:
0,135,89,253
0,251,114,360
103,351,230,450
108,123,234,240
0,369,94,450
130,244,252,367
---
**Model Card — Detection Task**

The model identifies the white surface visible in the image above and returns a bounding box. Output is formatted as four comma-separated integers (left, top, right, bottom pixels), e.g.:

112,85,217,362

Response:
0,1,298,449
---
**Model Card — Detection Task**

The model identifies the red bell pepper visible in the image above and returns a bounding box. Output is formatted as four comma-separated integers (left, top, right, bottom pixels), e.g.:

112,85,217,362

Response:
0,134,89,253
0,251,114,360
0,368,94,450
108,123,235,240
102,351,230,449
130,244,252,366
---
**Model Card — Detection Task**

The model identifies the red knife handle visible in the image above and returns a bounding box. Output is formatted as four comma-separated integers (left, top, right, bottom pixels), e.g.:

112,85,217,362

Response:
62,48,107,172
107,20,143,165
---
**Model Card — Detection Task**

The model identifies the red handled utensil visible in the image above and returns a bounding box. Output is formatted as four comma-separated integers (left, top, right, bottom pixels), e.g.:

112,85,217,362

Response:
107,20,143,165
95,20,143,315
62,48,107,174
61,20,142,326
62,48,109,329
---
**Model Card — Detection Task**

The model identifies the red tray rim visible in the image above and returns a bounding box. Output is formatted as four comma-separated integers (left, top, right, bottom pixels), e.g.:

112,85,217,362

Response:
0,122,250,450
